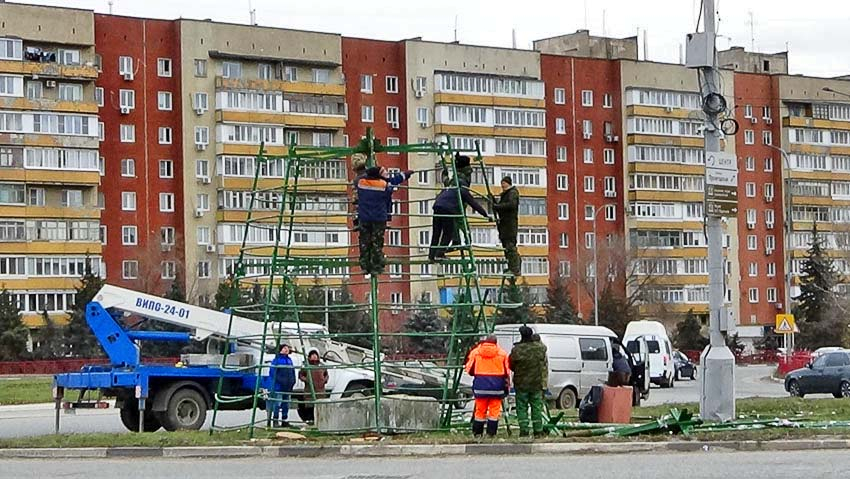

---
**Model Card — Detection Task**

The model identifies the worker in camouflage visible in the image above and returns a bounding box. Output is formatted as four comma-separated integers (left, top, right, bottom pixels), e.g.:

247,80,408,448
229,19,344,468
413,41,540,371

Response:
509,326,548,438
491,176,521,278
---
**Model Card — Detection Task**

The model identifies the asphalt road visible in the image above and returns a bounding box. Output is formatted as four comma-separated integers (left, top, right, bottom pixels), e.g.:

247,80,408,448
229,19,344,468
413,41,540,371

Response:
0,365,788,438
1,450,847,479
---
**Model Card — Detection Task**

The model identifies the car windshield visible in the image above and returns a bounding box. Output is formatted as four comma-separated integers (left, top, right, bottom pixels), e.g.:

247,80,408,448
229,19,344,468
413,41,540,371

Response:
647,340,660,354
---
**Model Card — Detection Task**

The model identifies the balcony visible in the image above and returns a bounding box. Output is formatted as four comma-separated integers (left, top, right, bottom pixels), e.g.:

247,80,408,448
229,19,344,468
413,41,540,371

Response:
0,60,98,80
0,167,100,185
0,96,98,114
216,77,345,97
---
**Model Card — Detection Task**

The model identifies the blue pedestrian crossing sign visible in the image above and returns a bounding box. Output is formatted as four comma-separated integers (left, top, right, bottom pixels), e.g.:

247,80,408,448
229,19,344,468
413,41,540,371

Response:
775,314,797,334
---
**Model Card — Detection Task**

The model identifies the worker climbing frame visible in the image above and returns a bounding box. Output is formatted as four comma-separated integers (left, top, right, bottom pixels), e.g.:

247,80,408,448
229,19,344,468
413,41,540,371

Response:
210,128,521,437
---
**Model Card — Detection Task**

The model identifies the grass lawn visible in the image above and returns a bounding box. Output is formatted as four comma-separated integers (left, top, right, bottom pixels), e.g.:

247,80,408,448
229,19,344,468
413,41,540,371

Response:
0,377,54,406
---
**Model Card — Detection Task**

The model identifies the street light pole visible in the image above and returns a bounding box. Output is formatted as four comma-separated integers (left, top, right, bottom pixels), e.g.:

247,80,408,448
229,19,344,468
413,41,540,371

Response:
592,204,613,327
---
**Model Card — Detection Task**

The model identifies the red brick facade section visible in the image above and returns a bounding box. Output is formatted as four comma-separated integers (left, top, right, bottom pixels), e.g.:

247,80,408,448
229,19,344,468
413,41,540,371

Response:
733,72,786,326
94,15,183,295
342,38,409,333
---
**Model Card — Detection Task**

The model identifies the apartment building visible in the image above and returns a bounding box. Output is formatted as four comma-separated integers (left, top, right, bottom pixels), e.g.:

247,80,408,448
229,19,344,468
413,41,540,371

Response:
94,14,183,296
0,4,101,327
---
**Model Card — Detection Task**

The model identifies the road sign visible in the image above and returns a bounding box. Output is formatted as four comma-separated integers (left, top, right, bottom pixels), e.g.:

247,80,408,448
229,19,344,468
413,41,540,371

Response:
706,185,738,201
705,152,738,171
706,168,738,186
706,201,738,216
775,314,797,334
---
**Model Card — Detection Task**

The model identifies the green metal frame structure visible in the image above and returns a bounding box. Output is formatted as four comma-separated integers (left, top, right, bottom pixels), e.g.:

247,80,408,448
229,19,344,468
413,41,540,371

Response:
209,128,518,437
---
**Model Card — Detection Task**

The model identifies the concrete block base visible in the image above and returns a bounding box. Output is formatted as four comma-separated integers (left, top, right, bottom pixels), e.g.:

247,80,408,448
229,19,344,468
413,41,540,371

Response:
315,395,440,433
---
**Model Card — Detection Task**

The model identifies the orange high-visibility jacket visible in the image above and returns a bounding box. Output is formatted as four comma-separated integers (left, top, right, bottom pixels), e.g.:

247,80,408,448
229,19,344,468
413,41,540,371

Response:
465,341,510,398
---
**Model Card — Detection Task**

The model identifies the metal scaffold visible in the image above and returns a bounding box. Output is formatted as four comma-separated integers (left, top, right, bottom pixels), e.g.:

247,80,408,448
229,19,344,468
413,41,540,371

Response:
209,128,519,437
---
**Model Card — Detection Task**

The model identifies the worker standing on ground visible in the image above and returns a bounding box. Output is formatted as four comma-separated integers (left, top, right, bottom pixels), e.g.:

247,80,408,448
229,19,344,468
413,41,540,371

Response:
355,166,413,275
430,155,491,262
509,326,548,438
465,335,510,439
269,344,296,427
491,176,521,278
297,348,330,423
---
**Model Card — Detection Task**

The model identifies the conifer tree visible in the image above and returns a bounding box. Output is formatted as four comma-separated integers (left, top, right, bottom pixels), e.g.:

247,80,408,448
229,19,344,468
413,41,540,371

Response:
545,276,578,324
0,289,28,361
795,223,844,349
404,294,446,354
64,263,105,357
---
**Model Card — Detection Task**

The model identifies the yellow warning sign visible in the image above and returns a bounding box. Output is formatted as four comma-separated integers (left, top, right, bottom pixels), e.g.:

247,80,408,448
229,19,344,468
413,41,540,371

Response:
775,314,797,334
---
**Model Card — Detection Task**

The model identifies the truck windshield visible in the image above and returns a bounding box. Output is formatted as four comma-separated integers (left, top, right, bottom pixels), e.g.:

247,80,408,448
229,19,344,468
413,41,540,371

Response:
626,340,641,353
647,340,661,354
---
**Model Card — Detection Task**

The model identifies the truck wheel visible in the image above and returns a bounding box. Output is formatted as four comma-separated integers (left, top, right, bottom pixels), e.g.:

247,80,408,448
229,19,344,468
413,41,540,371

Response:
159,388,207,431
120,406,161,432
557,387,577,410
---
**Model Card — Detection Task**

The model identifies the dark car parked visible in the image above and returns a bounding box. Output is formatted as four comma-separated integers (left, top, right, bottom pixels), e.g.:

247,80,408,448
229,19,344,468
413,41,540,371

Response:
785,350,850,398
673,350,696,380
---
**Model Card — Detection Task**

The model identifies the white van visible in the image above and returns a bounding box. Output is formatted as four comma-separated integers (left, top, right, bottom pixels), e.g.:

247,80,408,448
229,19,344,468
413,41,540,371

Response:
624,321,676,388
494,324,649,409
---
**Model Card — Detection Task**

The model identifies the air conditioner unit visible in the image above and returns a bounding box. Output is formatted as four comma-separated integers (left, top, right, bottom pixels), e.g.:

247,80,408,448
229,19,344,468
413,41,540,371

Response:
123,72,134,81
194,107,205,115
765,117,773,125
664,106,674,113
419,121,429,128
389,121,399,130
605,135,614,142
195,209,204,218
765,194,774,202
775,302,783,310
604,190,616,198
200,176,211,185
766,221,775,229
414,89,425,98
765,247,774,256
583,132,592,140
45,80,57,88
747,222,755,230
195,143,207,151
750,117,758,124
120,107,130,115
205,244,216,253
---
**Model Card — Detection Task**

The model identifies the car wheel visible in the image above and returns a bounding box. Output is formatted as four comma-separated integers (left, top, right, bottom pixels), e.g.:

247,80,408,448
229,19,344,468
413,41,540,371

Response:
839,381,850,398
557,387,578,410
788,380,804,398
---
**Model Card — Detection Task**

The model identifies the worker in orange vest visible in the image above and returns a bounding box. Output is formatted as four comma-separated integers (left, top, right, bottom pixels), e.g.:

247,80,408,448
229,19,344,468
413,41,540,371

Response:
465,335,511,439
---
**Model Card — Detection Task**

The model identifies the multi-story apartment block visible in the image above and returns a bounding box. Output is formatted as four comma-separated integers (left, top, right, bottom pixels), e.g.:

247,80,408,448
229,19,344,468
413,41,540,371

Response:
9,3,850,346
0,4,102,327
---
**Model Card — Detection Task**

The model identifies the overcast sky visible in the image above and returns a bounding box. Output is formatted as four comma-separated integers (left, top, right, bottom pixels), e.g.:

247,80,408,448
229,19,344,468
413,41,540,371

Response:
15,0,850,77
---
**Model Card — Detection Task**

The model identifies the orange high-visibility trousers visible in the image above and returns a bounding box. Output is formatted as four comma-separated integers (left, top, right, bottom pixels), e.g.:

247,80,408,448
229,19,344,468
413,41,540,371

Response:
473,397,502,421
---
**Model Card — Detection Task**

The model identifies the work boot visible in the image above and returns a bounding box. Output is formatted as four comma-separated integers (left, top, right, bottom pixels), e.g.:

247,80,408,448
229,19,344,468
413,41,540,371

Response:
534,430,547,440
472,420,485,440
485,420,499,437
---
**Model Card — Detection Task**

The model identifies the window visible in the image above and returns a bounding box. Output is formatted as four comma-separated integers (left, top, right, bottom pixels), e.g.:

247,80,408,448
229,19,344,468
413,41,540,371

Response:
581,90,593,107
557,203,569,220
58,83,82,102
119,89,135,109
193,226,211,247
765,157,774,172
386,106,399,125
555,118,566,134
360,74,373,93
584,205,595,220
98,122,104,141
94,87,104,107
386,75,399,93
554,88,566,104
194,59,207,77
26,81,42,99
387,137,400,154
744,104,753,118
767,287,778,303
765,183,775,200
158,127,172,144
197,193,210,211
120,124,135,143
192,92,209,113
585,232,595,249
416,107,429,126
157,91,172,111
159,193,175,212
161,227,175,246
195,126,209,146
603,148,615,164
0,38,23,60
312,132,332,147
100,225,107,245
361,105,374,123
762,130,773,145
556,146,567,162
603,93,613,108
583,176,595,192
767,262,776,277
748,288,759,304
765,209,775,226
745,156,755,171
582,119,592,137
161,261,177,279
119,56,133,76
157,58,172,77
559,233,569,248
221,61,242,79
604,176,616,195
121,159,135,177
745,182,756,198
418,230,431,247
556,174,569,191
583,148,593,163
312,68,330,83
765,235,776,250
748,262,758,277
122,226,138,245
744,130,755,144
196,159,209,179
747,235,757,250
159,160,173,179
121,192,136,211
197,261,211,279
122,261,139,279
258,63,272,80
282,66,297,82
604,204,616,221
61,189,83,207
28,188,45,206
418,170,431,185
388,229,402,246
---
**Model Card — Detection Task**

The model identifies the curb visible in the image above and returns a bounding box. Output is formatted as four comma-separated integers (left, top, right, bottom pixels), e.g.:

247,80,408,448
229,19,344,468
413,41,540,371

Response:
2,439,850,459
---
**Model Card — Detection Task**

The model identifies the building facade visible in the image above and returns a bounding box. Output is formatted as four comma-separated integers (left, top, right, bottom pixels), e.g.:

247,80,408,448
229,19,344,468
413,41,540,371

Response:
8,2,850,342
